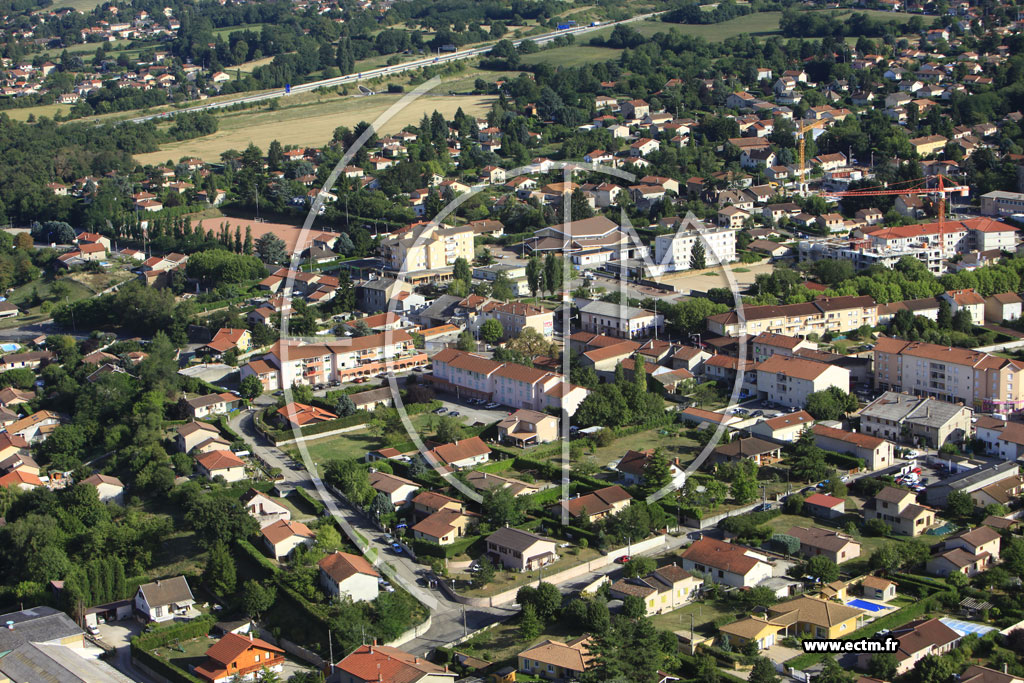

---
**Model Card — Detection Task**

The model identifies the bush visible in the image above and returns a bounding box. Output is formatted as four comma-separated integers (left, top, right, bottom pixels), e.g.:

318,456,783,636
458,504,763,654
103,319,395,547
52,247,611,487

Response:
130,646,206,683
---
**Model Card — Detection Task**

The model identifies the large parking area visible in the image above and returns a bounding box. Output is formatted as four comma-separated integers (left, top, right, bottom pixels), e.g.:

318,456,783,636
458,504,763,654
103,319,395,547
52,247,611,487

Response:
433,394,516,426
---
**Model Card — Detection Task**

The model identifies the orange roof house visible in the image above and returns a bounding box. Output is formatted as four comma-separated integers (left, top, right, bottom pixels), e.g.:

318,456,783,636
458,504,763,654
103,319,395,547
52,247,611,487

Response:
194,632,285,683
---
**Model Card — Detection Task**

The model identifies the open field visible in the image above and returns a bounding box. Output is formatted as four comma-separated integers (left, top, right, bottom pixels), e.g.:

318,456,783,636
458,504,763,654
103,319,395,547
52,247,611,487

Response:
520,45,624,68
3,103,74,122
650,598,738,637
587,426,701,467
235,55,277,73
52,0,107,11
212,23,267,38
586,13,784,42
134,93,494,164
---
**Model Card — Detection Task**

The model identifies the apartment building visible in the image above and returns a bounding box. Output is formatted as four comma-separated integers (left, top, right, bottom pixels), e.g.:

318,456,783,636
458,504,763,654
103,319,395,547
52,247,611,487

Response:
873,337,1024,414
751,332,815,362
242,332,427,390
431,348,589,416
380,222,474,273
579,300,664,339
475,301,554,338
863,218,1016,258
799,238,946,274
860,391,972,447
706,296,877,337
754,355,851,409
981,190,1024,218
650,222,736,274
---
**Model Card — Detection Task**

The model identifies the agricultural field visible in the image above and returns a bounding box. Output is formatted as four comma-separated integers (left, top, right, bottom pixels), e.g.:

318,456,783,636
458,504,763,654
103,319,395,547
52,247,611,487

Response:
519,45,624,68
134,93,494,165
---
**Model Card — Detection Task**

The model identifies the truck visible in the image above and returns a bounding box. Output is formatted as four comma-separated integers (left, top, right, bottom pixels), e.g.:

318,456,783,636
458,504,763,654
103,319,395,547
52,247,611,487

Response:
556,21,577,30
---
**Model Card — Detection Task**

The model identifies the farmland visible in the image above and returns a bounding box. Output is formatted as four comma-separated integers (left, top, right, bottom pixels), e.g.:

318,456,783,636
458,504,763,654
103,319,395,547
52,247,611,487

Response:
133,93,494,165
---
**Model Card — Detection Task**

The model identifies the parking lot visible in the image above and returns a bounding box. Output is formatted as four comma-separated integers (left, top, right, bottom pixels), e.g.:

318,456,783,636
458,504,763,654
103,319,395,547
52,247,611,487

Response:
434,395,515,426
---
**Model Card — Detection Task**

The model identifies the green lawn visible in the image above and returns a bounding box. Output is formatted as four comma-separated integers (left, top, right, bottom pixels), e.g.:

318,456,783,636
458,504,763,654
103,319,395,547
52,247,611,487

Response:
587,426,701,467
285,413,434,466
650,599,739,638
459,617,586,666
211,23,267,38
520,45,623,68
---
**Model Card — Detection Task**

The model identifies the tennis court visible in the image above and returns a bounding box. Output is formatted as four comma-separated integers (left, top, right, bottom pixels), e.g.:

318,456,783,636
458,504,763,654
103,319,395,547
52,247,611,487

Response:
940,617,996,637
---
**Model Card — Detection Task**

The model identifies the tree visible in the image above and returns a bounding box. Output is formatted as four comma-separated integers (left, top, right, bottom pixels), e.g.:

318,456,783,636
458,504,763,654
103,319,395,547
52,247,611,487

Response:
482,486,523,527
492,272,515,301
622,595,646,619
336,394,357,417
937,299,952,328
453,257,472,284
203,541,237,596
805,387,858,421
952,308,974,333
643,449,672,495
946,489,973,517
816,655,855,683
916,654,956,683
255,233,287,265
239,375,263,399
434,415,465,444
543,253,564,295
480,318,504,344
804,555,840,583
473,556,496,587
730,466,759,505
243,579,277,622
456,331,477,352
695,654,720,683
749,657,780,683
624,556,656,578
526,254,543,297
868,653,898,681
690,240,707,270
519,603,541,640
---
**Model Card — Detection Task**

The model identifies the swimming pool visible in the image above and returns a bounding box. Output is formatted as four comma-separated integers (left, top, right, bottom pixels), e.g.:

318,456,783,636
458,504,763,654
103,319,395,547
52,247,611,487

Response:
847,599,888,612
940,618,996,637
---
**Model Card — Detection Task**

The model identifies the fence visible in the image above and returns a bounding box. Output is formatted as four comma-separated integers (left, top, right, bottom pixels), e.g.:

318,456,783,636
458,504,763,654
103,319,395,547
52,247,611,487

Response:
385,615,433,648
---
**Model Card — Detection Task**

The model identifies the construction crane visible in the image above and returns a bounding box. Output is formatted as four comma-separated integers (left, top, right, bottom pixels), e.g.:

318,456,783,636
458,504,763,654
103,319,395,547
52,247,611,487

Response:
796,118,829,195
820,174,970,228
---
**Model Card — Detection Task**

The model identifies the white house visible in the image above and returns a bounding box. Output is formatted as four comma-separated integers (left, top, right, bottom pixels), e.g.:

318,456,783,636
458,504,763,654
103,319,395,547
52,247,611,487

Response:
262,520,316,560
195,450,247,483
318,551,380,602
679,538,774,588
81,474,125,505
242,488,291,528
134,576,195,623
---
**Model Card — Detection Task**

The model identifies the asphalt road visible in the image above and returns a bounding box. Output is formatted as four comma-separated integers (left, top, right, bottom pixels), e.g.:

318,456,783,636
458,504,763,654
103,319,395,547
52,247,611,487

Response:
126,14,661,124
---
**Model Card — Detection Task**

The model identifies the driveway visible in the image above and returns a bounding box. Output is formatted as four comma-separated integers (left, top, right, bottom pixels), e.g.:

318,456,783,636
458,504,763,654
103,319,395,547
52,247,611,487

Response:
98,620,159,683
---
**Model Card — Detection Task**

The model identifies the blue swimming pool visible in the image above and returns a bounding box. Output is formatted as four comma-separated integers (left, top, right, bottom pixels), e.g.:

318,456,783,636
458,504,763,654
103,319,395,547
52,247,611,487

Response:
847,599,888,612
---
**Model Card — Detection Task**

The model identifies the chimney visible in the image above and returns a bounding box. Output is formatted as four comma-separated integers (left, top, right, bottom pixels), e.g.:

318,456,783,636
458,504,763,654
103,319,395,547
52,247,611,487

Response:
249,632,253,642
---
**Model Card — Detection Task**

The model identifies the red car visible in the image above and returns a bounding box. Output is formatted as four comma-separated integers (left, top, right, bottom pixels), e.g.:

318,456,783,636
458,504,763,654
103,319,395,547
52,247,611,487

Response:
616,555,631,564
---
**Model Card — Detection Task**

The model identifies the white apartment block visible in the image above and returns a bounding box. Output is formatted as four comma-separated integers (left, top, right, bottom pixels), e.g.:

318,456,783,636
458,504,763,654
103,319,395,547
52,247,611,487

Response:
652,224,736,274
754,355,851,409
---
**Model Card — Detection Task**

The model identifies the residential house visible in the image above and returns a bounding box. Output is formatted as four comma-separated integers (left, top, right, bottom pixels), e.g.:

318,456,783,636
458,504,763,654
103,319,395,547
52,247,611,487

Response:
609,564,703,616
496,409,559,447
194,633,285,683
412,508,472,546
195,450,247,483
720,597,866,651
969,471,1024,509
615,449,684,486
464,470,539,497
134,576,195,623
6,410,60,443
811,425,894,471
318,551,379,602
427,436,490,469
369,471,419,508
276,402,337,429
518,637,593,681
183,393,241,420
81,474,124,505
579,300,663,339
803,493,846,520
262,520,316,560
679,538,774,588
328,644,456,683
786,526,861,564
176,421,229,454
711,437,783,467
485,527,558,571
860,618,960,676
864,486,936,536
242,488,291,528
552,485,632,523
750,411,815,443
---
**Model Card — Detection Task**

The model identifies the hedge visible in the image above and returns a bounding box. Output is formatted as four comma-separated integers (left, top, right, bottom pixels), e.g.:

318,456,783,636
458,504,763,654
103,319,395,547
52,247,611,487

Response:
824,451,865,471
291,486,327,516
133,613,216,651
235,539,280,578
213,416,242,443
131,645,206,683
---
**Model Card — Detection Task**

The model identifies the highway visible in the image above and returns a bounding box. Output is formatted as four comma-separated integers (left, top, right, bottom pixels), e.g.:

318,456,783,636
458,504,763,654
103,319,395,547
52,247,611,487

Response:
126,14,658,124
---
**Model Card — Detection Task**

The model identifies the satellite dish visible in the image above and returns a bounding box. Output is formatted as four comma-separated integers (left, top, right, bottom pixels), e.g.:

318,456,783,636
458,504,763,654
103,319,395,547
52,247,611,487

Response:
695,485,706,493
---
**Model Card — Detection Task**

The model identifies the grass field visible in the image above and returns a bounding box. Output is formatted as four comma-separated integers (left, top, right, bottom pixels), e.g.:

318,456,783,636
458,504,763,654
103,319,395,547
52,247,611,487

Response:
133,92,493,164
650,598,738,637
285,413,435,466
212,23,267,38
52,0,107,11
587,426,701,467
520,45,624,68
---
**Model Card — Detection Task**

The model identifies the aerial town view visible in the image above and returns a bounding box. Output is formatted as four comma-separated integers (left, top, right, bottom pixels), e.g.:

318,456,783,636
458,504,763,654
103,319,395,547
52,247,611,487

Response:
6,0,1024,681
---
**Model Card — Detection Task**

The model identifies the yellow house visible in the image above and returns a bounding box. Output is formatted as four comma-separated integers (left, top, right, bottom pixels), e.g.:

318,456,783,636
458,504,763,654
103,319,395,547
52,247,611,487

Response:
719,617,785,651
719,596,867,650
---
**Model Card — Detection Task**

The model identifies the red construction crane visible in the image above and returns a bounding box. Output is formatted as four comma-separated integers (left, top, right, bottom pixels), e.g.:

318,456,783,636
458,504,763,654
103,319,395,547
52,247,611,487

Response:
820,174,970,227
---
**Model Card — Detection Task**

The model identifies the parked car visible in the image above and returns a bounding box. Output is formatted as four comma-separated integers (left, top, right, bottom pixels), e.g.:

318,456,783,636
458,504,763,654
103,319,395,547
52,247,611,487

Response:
433,407,447,415
391,542,403,554
754,503,772,512
87,625,101,637
449,411,461,417
395,523,407,530
616,555,630,564
484,402,499,409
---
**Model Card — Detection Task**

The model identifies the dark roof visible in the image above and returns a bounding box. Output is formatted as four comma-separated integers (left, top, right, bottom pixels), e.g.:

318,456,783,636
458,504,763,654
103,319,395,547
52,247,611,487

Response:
0,607,82,651
713,437,781,458
137,576,194,608
0,642,135,682
486,527,556,553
